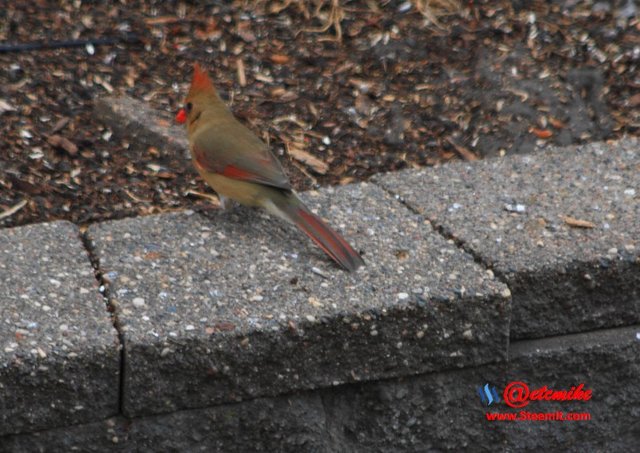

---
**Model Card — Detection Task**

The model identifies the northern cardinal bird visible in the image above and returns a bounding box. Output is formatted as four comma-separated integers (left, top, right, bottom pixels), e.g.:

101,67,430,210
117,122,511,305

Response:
175,63,364,272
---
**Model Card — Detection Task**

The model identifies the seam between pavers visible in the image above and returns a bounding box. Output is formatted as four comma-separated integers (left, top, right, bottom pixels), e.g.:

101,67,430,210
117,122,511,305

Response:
80,229,126,416
372,178,514,352
507,322,640,356
371,178,499,275
318,391,334,448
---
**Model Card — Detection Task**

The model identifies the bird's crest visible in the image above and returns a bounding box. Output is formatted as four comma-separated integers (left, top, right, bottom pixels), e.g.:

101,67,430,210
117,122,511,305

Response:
191,63,215,93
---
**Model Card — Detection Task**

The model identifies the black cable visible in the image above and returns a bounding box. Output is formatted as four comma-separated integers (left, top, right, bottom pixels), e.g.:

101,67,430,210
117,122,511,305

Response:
0,34,142,53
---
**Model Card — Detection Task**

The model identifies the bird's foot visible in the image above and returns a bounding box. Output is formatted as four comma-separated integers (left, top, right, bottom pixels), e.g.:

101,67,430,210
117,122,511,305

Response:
218,195,233,211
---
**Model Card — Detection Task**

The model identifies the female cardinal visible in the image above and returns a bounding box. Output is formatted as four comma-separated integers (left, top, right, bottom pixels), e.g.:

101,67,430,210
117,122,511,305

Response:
175,63,364,272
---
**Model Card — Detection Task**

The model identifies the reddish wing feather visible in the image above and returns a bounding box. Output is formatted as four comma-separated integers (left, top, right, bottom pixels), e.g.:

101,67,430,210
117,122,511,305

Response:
192,142,290,189
295,208,363,272
221,165,255,180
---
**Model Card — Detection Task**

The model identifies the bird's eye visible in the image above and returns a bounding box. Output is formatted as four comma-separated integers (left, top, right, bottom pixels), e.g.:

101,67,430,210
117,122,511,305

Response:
185,102,193,113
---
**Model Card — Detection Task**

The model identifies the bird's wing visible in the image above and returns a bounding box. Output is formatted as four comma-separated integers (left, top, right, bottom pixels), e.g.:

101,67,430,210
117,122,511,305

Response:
191,117,291,190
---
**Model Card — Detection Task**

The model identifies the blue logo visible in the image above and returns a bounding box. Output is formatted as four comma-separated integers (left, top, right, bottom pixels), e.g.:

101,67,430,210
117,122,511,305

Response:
478,383,501,406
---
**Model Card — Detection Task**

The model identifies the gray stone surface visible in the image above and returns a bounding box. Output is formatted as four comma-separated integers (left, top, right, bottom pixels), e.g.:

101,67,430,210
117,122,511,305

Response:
86,182,510,416
0,221,120,436
0,394,328,453
6,324,637,451
504,324,640,451
374,139,640,339
94,95,188,158
1,364,506,453
320,324,640,451
321,363,506,452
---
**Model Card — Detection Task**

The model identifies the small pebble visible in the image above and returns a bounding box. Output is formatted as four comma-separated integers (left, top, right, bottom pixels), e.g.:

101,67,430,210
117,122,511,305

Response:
132,297,145,308
312,267,329,279
504,203,526,213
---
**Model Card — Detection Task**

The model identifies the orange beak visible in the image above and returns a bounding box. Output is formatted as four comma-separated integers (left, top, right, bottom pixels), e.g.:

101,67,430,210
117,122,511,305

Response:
175,108,187,124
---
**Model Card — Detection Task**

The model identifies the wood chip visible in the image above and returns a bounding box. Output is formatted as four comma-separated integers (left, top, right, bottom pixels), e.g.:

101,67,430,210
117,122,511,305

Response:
0,99,16,113
628,93,640,107
447,138,479,161
47,134,78,155
236,58,246,87
185,189,222,206
144,16,180,25
530,127,553,139
270,54,290,64
287,145,329,174
123,189,151,203
548,116,566,129
254,72,274,83
50,117,70,133
562,216,596,229
94,75,114,93
0,199,28,220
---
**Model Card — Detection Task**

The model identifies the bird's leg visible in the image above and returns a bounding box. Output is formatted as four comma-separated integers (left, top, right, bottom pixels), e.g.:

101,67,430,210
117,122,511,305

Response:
218,194,232,211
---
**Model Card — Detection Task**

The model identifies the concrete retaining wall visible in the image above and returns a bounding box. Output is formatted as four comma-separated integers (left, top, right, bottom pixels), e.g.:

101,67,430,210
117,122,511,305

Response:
0,97,637,451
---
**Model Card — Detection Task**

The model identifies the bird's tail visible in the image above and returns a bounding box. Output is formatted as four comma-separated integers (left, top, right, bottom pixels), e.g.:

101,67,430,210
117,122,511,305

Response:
265,192,365,272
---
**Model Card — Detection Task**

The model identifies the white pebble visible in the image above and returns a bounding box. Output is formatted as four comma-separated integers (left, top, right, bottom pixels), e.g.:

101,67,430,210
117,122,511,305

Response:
132,297,145,308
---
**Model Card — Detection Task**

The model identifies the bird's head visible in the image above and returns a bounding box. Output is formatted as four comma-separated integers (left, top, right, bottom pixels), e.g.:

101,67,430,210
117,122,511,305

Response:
175,63,218,126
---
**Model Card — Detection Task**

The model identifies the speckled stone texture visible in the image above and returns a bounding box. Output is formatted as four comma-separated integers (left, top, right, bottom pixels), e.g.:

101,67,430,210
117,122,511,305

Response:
375,139,640,339
320,362,506,452
0,363,505,453
0,395,328,453
5,324,637,451
86,182,510,416
504,325,640,451
94,95,189,158
0,221,120,436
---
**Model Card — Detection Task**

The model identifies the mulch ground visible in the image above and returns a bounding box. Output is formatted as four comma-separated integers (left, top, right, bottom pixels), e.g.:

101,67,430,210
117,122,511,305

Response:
1,0,639,228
